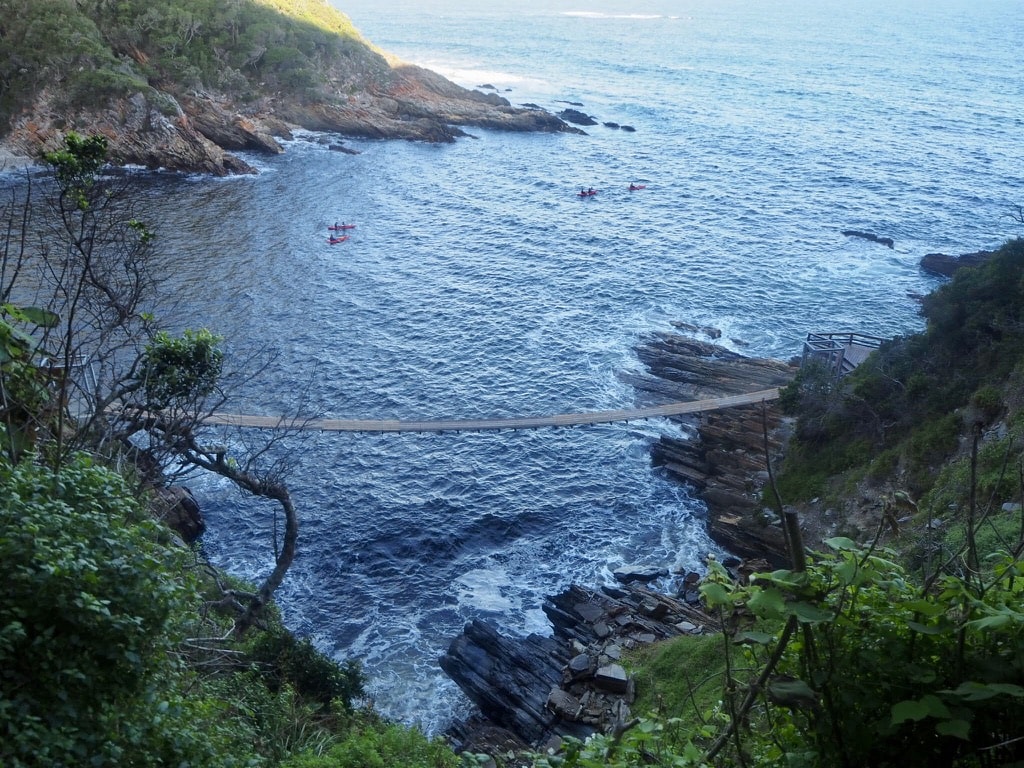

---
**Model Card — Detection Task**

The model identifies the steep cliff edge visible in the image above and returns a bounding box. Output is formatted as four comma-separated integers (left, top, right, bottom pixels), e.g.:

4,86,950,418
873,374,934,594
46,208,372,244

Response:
0,0,578,174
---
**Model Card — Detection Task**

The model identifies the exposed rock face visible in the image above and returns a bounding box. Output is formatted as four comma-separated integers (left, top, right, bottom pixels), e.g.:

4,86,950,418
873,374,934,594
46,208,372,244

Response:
920,250,994,277
4,89,259,175
623,331,798,566
152,486,205,544
441,583,716,750
1,60,579,175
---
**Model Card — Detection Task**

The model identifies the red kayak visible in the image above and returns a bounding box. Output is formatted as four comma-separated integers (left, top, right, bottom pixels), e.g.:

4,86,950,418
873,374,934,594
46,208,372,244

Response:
577,189,598,197
328,223,356,231
628,184,646,191
327,235,349,244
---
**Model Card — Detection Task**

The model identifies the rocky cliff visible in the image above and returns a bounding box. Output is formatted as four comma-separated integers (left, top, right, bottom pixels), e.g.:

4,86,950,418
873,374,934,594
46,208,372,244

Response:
0,2,579,175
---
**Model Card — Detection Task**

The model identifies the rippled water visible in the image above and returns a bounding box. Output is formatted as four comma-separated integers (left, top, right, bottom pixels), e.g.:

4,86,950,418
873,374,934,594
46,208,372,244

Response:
20,0,1023,734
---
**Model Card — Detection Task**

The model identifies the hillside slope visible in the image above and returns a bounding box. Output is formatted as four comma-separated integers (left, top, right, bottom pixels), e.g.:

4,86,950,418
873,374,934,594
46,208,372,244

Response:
0,0,575,174
776,238,1024,556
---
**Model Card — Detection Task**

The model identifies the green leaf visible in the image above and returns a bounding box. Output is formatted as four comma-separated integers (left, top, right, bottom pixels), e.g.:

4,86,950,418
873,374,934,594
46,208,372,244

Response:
946,681,1024,701
892,695,950,725
907,621,948,635
921,694,951,718
735,630,775,645
789,600,833,623
824,536,859,551
936,719,971,740
747,587,786,619
759,569,808,589
835,558,860,585
891,700,930,724
17,306,61,328
767,676,818,708
966,614,1011,631
904,599,947,617
699,582,732,608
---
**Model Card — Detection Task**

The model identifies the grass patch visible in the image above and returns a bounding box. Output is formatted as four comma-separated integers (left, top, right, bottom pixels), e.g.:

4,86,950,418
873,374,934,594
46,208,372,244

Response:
627,633,728,724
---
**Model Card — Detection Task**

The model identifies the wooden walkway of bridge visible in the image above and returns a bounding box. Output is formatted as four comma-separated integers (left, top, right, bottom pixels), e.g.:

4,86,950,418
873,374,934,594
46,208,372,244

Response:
200,388,781,434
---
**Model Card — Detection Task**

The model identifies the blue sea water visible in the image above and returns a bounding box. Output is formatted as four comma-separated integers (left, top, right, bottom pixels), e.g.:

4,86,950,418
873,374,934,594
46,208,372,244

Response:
54,0,1024,733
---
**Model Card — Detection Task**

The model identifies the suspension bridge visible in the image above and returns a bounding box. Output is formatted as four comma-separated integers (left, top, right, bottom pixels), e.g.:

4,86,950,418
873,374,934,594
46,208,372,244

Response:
198,387,781,434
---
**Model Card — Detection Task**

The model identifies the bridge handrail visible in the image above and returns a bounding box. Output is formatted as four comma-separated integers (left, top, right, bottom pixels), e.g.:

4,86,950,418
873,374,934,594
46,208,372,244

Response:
197,388,782,434
804,332,886,352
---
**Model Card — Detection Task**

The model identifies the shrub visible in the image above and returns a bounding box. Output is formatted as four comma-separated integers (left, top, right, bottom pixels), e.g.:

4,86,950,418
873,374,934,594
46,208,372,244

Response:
249,628,366,709
142,328,224,409
0,453,227,766
281,718,458,768
971,384,1004,422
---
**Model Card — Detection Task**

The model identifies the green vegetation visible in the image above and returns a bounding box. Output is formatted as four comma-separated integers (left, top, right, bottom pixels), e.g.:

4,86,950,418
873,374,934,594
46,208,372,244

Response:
0,0,386,122
628,633,728,725
778,237,1024,501
694,538,1024,767
0,450,381,767
0,132,461,766
143,328,225,410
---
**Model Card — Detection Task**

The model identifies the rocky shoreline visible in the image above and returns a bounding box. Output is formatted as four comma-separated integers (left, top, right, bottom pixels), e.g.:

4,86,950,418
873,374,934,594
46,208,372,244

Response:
442,580,719,755
441,328,799,756
626,330,798,565
1,64,578,176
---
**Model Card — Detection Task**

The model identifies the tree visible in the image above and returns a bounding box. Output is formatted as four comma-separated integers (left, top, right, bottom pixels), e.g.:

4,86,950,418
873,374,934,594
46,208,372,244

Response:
0,132,307,635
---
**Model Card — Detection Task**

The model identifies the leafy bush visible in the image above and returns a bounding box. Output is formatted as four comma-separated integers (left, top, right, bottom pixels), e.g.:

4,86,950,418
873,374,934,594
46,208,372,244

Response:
0,453,224,766
971,384,1004,422
249,628,366,709
699,539,1024,767
142,328,224,409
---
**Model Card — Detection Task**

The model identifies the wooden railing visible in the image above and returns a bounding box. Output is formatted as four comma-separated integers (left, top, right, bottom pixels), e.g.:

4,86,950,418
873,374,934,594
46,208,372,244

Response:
802,332,885,379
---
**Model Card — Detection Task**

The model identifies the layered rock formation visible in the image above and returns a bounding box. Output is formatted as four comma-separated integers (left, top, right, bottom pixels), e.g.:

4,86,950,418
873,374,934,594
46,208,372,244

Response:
441,582,717,751
442,328,799,753
624,330,798,565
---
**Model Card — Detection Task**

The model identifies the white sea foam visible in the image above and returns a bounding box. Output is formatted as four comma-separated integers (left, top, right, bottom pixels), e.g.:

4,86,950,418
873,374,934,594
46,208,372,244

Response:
561,12,663,20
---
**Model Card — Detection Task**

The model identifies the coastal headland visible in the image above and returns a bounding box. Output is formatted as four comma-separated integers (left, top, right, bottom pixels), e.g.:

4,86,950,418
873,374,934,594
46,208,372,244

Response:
0,3,580,175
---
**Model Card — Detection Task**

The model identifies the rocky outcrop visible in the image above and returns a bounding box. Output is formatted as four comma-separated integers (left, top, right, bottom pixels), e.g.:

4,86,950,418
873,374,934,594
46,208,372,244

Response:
1,57,579,175
842,229,894,248
441,583,716,750
920,250,994,278
623,331,798,566
557,109,597,126
152,486,205,544
442,330,798,753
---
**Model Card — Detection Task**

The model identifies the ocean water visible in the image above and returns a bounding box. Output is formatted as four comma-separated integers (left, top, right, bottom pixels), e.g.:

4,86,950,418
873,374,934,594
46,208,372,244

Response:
31,0,1024,734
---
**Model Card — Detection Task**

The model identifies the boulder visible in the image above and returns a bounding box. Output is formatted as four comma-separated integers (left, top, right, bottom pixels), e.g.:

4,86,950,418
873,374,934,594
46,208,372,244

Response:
613,564,668,584
557,108,597,126
920,250,993,277
594,664,628,694
152,486,205,543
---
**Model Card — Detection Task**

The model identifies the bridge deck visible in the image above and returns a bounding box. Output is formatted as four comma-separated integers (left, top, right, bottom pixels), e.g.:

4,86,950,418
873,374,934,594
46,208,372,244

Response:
201,388,781,434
